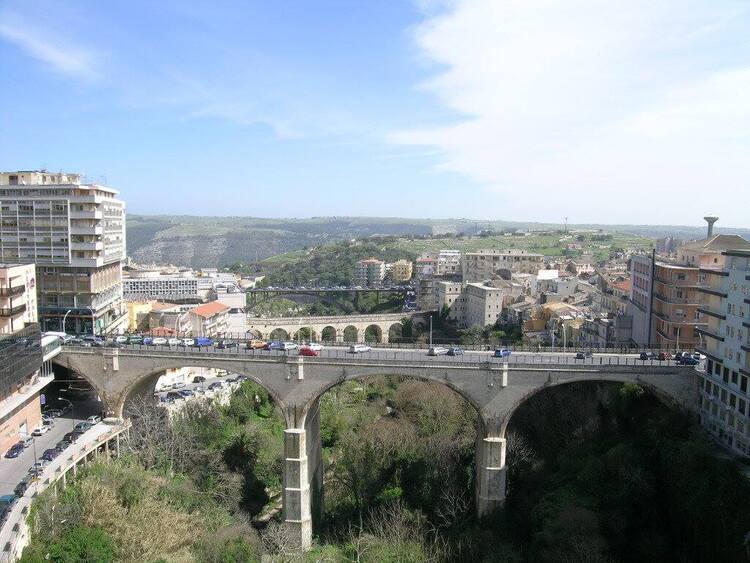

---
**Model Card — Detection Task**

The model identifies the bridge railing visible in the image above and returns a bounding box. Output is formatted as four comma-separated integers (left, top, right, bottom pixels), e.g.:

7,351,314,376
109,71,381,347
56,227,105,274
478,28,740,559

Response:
59,343,703,369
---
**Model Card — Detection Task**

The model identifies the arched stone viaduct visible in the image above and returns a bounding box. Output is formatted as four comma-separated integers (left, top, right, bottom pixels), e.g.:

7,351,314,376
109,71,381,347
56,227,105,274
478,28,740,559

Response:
246,312,427,344
53,347,699,550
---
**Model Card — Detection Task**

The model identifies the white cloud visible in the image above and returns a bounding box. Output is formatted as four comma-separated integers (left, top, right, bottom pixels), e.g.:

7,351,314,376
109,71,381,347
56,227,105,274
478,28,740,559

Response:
395,0,750,225
0,13,99,80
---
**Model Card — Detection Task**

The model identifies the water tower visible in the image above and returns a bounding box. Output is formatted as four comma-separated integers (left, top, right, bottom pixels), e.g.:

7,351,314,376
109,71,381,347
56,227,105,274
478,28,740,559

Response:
704,215,719,238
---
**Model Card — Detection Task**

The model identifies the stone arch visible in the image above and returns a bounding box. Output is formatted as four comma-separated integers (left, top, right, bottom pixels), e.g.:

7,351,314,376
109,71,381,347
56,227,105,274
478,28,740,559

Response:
293,327,316,342
269,328,290,341
118,363,289,424
342,325,358,342
50,360,107,413
320,326,337,343
388,322,403,342
364,324,382,343
497,377,685,440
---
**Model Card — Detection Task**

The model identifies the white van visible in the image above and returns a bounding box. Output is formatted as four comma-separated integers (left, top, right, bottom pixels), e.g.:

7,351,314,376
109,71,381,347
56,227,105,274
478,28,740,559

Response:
348,344,371,354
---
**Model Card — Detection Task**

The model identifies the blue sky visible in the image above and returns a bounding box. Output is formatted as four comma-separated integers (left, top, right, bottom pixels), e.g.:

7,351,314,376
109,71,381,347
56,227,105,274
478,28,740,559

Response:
1,0,749,227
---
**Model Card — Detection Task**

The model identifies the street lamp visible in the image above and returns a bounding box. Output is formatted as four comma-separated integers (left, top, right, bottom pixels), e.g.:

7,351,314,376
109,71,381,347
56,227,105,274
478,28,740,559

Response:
86,307,96,337
58,395,75,425
62,309,72,334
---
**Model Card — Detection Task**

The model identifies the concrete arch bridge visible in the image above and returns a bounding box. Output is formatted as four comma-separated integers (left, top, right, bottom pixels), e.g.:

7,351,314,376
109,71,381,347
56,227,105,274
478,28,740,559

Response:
53,346,699,551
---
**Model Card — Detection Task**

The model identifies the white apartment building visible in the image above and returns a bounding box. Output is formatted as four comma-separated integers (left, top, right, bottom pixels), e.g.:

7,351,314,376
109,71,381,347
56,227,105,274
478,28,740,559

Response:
0,171,126,334
462,249,543,282
354,258,386,287
697,249,750,456
0,263,37,334
463,282,506,327
123,270,203,302
437,280,464,321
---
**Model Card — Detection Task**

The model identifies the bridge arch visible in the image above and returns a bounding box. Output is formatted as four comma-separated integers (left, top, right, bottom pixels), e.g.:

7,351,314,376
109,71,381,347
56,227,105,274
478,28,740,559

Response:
388,322,403,342
497,375,691,439
342,325,358,342
320,326,337,343
364,324,382,343
269,328,290,341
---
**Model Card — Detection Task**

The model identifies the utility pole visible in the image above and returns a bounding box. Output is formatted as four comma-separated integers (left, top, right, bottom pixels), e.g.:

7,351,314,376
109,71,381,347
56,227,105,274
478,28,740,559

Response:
429,315,433,348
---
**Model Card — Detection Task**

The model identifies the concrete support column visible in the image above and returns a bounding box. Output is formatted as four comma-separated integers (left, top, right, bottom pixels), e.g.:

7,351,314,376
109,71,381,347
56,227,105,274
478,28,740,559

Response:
356,329,365,343
381,328,389,344
475,436,507,517
282,429,313,550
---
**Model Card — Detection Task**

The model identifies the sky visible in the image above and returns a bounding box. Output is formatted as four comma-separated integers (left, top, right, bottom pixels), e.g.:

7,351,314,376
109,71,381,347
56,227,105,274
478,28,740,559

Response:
1,0,748,227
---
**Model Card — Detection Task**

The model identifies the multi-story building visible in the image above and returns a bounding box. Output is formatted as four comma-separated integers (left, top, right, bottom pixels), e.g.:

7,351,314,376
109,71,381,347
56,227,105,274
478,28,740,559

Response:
189,301,230,337
697,249,750,455
390,259,413,283
630,234,750,349
0,263,37,333
436,281,464,321
122,270,204,303
354,258,386,287
463,282,506,327
462,249,543,282
0,171,126,334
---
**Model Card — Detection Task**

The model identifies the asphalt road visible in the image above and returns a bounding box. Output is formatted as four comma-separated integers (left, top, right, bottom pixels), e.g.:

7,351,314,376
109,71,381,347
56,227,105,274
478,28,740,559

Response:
0,397,99,497
88,342,696,368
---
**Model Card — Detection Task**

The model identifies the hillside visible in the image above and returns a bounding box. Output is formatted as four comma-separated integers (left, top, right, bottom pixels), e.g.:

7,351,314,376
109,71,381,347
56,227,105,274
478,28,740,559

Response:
126,215,750,268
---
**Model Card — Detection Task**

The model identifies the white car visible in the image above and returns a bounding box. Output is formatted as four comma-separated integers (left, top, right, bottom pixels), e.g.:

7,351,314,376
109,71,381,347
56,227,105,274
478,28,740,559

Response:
280,342,298,351
152,337,168,346
86,415,102,424
305,343,323,351
115,335,129,344
181,338,195,347
167,338,181,347
427,346,449,356
31,426,50,436
692,352,706,361
349,344,371,353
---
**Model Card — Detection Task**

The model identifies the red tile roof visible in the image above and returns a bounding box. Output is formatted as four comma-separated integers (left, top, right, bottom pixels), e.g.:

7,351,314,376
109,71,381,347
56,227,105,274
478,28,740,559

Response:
191,301,230,318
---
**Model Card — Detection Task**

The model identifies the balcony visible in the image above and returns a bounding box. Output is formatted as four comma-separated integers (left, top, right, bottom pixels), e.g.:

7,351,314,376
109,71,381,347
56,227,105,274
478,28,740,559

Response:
696,326,725,342
69,224,103,235
70,241,104,251
0,304,26,317
696,285,728,299
653,293,701,306
69,209,103,220
0,285,25,297
697,306,727,320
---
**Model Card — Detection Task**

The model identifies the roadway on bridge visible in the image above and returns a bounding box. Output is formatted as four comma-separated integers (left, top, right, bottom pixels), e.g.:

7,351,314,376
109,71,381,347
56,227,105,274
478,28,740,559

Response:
71,342,700,369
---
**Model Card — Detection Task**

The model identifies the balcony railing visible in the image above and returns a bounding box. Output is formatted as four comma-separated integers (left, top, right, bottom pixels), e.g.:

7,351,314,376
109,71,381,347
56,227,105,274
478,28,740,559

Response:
696,326,725,342
697,306,727,320
0,304,26,317
0,285,25,297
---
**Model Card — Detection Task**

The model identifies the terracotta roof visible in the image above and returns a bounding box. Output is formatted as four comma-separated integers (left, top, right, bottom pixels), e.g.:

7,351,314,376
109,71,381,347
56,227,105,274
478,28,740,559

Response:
191,301,230,318
611,279,631,292
679,234,750,252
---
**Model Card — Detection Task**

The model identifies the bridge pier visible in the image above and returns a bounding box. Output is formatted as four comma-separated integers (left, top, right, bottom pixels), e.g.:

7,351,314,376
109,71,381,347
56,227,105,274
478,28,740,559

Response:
282,400,323,550
475,434,507,517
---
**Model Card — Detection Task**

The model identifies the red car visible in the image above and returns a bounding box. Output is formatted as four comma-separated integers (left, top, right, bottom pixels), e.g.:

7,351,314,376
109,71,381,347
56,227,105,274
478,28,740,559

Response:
299,346,319,357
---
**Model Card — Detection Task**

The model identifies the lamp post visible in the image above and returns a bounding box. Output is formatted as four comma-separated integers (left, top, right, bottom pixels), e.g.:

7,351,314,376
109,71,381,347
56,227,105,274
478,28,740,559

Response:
86,307,96,337
58,395,75,425
62,309,72,334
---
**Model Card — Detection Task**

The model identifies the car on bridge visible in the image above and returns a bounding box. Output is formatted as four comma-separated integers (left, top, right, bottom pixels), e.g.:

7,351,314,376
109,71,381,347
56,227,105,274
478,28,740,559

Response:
247,339,266,349
217,340,239,349
494,348,512,358
679,355,700,366
41,448,60,462
299,346,319,357
447,347,464,356
428,347,449,356
280,342,298,351
194,337,214,347
152,337,168,346
348,344,371,353
128,335,144,345
264,341,283,351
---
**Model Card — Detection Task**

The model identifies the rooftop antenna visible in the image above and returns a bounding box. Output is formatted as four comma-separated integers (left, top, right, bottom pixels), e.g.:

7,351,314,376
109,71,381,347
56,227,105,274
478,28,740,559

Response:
704,215,718,239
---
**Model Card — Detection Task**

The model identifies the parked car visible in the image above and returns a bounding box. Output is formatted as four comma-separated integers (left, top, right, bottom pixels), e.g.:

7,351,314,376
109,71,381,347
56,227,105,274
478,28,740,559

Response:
679,356,700,366
4,443,24,458
73,422,92,434
0,495,17,519
658,351,670,361
166,391,184,401
692,352,706,361
575,352,586,360
647,351,659,359
193,376,206,383
494,348,512,358
31,426,50,436
428,346,449,356
447,347,464,356
194,337,213,347
304,343,323,352
178,389,194,398
14,478,31,497
167,338,181,347
280,341,298,351
172,381,185,389
180,338,195,347
152,337,168,346
208,382,223,391
639,352,650,360
86,415,102,424
348,344,371,353
81,335,105,347
217,340,239,349
143,337,154,345
43,408,62,418
27,465,44,478
20,435,34,448
247,339,267,350
263,341,283,351
299,346,320,357
41,448,60,462
115,335,129,344
128,335,144,345
55,440,71,452
41,415,54,427
62,432,78,444
193,385,206,394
